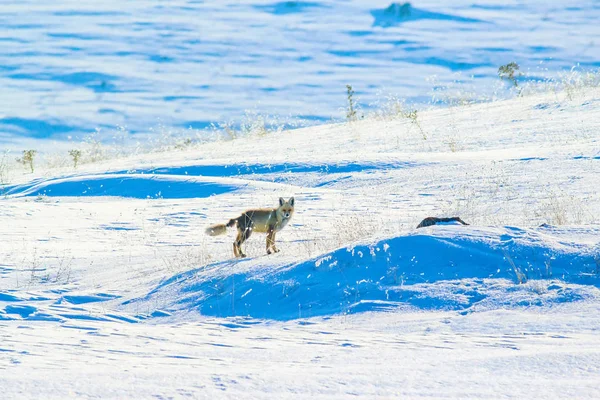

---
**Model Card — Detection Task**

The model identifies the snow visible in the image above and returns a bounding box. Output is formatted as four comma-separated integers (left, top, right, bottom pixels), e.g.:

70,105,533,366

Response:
2,85,600,397
2,307,600,399
2,0,600,143
2,1,600,397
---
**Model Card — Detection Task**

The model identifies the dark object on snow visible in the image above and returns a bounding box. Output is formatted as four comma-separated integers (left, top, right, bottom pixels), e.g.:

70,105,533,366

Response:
416,217,469,229
538,223,554,228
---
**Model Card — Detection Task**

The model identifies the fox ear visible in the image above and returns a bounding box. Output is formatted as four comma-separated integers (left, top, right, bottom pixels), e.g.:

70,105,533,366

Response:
289,197,295,206
279,197,285,206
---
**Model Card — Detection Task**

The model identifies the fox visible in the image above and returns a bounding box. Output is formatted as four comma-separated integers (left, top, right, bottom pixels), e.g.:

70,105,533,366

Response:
205,197,295,258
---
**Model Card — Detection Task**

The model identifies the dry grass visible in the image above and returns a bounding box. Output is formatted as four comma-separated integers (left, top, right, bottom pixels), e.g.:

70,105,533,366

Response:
13,247,74,288
1,68,598,178
160,246,214,274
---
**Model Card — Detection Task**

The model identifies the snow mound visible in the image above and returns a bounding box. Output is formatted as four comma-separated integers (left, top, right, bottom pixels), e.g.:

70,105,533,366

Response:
131,226,600,320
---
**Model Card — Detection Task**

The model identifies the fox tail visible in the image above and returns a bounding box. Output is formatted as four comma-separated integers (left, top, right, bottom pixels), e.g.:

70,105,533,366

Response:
205,218,237,236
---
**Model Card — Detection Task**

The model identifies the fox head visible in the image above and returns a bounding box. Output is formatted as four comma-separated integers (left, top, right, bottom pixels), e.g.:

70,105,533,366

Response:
277,197,295,220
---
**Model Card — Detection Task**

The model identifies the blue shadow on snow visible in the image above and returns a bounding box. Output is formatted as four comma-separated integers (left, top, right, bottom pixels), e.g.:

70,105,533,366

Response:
0,117,77,138
127,161,414,178
3,175,237,199
371,3,483,27
255,1,327,15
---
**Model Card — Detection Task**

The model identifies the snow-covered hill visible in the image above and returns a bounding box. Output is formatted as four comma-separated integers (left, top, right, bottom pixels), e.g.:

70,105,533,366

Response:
1,88,600,397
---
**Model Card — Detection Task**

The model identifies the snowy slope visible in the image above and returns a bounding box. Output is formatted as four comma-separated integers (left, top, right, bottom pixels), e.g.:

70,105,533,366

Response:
132,225,600,321
1,87,600,398
2,0,600,143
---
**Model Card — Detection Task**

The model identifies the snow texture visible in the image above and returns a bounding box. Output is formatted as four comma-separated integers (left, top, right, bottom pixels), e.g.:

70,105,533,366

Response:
2,87,600,397
1,1,600,398
1,0,600,143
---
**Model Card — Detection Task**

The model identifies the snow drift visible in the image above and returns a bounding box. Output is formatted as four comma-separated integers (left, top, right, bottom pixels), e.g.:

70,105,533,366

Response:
132,225,600,320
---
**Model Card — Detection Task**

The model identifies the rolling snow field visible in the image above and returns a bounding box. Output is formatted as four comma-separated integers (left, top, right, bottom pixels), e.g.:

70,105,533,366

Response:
2,0,600,144
2,0,600,398
1,87,600,398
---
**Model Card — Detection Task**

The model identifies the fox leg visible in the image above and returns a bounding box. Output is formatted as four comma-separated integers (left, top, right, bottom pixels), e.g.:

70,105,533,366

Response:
271,231,279,253
266,230,280,254
234,228,251,258
266,230,274,254
235,227,252,258
233,230,242,257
